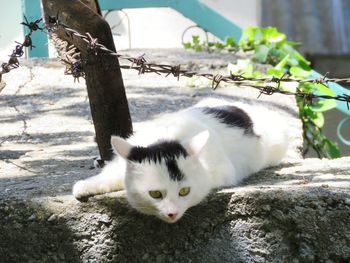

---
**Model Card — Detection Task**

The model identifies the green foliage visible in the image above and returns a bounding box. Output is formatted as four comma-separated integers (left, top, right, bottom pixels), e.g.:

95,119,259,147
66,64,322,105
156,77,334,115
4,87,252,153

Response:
183,27,340,159
183,35,238,52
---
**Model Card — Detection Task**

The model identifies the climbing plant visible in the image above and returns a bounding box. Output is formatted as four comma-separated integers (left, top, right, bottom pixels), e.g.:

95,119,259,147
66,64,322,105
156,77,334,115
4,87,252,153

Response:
183,27,340,159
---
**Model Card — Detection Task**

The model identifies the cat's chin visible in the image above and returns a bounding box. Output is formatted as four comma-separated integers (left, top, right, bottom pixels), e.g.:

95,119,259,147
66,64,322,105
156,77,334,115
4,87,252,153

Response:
160,216,181,224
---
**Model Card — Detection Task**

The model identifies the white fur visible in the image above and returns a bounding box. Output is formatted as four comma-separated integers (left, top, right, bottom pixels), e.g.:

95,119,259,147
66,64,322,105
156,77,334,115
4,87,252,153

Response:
73,98,289,223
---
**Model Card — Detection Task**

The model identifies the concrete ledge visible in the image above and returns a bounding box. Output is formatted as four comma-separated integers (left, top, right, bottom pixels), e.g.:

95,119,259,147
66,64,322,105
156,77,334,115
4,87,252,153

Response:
1,157,350,262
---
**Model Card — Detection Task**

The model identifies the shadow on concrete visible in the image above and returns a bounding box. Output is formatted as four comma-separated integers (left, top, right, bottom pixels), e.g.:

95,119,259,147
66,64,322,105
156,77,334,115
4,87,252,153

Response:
0,87,92,125
1,164,350,262
74,190,250,262
0,200,80,263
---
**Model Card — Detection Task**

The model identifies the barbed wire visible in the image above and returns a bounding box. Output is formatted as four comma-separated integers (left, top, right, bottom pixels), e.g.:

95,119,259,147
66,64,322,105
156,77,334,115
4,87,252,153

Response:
2,17,350,110
0,17,44,83
50,32,85,82
45,18,350,108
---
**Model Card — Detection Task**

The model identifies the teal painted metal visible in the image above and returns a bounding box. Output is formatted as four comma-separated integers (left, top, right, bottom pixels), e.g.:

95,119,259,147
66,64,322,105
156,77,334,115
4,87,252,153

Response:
311,70,350,116
21,0,48,57
98,0,168,9
23,0,241,57
171,0,241,41
98,0,242,41
337,117,350,145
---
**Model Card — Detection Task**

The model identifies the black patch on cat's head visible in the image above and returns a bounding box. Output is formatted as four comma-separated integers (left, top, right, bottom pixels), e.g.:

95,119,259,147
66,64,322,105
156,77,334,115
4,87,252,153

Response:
165,159,185,181
202,106,255,135
127,140,188,181
127,140,188,163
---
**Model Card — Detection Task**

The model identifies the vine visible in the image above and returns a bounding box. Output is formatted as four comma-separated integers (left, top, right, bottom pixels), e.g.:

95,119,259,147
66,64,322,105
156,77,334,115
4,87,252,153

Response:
183,27,340,158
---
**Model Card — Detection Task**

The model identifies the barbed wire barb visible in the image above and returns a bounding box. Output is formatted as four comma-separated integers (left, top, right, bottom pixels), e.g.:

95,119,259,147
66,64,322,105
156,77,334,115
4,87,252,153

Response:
0,17,44,81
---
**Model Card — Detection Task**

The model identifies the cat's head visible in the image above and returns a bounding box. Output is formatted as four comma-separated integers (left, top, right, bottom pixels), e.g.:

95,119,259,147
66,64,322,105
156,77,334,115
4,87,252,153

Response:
111,131,211,223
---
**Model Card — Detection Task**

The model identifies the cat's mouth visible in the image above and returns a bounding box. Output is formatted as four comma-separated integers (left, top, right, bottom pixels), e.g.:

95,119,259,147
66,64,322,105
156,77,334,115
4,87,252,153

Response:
159,213,182,224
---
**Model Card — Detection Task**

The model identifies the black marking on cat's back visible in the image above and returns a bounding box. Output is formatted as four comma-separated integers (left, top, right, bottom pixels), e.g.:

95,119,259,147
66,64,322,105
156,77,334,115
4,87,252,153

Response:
202,106,255,135
127,140,187,181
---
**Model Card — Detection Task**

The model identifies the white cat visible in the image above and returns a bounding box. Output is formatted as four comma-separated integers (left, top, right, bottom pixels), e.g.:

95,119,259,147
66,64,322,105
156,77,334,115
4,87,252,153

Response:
73,98,289,223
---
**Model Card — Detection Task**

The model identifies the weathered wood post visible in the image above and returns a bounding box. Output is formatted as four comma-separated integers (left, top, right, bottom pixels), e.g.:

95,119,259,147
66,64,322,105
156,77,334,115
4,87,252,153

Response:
41,0,133,162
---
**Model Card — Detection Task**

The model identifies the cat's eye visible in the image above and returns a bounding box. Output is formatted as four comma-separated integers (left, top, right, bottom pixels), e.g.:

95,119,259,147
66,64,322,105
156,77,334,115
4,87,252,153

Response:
149,190,163,199
179,187,190,197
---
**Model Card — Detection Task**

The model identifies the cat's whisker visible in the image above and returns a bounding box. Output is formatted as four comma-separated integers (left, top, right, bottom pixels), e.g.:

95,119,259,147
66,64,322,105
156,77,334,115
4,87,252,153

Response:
182,211,195,220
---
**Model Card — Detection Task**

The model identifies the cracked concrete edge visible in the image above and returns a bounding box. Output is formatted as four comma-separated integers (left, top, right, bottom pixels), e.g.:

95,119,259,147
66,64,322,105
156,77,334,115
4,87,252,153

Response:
1,157,350,262
0,64,34,148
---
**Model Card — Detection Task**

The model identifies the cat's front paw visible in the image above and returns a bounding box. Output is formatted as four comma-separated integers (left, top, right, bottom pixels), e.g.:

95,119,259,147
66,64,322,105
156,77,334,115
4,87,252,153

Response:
72,180,93,202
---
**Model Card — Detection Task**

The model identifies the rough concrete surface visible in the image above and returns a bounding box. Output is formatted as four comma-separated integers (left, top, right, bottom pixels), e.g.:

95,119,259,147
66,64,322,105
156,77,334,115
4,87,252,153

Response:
0,49,349,263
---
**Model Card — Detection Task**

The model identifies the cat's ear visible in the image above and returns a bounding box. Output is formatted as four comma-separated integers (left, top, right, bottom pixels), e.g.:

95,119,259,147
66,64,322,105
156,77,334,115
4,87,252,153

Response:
183,131,209,157
111,136,133,159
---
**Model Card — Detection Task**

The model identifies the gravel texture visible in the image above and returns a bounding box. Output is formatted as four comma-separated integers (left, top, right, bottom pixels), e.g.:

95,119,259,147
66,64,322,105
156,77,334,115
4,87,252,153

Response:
0,49,349,263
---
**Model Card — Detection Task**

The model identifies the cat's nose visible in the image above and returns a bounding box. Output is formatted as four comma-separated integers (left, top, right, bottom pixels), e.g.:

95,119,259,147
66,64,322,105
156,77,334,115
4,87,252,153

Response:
167,213,178,220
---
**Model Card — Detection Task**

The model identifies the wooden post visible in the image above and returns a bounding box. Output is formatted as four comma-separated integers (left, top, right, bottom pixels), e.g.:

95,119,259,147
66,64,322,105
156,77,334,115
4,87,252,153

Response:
41,0,133,162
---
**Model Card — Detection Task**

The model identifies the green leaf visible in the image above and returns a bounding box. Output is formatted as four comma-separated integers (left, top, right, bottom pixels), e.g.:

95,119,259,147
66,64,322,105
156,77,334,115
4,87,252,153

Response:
280,42,294,52
266,68,284,77
207,42,215,47
305,107,325,128
228,59,254,77
194,45,202,52
309,99,337,112
290,66,311,78
261,27,286,44
225,36,236,47
274,54,290,70
292,50,311,70
312,112,325,128
183,42,192,49
192,35,200,45
280,81,299,92
323,139,340,158
286,40,300,46
314,83,336,96
238,26,256,50
287,56,300,66
299,82,314,93
252,70,264,78
254,45,270,63
214,42,225,49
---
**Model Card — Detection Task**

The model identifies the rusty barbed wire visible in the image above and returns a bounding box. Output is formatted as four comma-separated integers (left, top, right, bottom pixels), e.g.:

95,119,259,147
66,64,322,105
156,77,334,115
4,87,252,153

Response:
49,33,85,82
0,17,44,83
4,17,349,107
46,20,350,108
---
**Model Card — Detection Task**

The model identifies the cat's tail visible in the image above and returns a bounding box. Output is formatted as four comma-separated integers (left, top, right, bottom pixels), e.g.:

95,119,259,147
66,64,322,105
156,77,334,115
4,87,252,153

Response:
244,104,290,167
257,108,289,166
